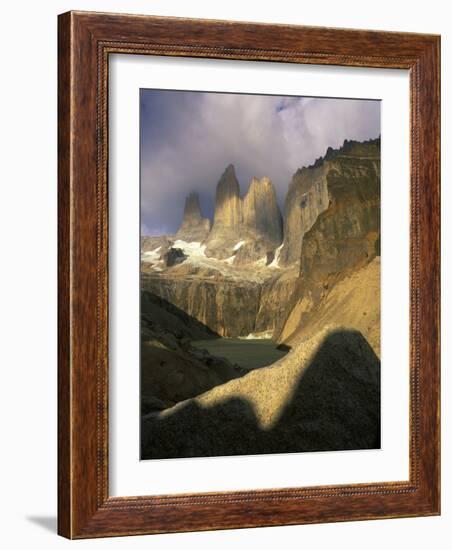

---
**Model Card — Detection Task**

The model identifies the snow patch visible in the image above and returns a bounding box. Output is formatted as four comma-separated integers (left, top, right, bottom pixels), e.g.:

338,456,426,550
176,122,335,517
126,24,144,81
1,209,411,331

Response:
142,246,162,263
269,243,284,268
143,246,161,256
173,240,206,258
255,256,268,267
239,330,274,340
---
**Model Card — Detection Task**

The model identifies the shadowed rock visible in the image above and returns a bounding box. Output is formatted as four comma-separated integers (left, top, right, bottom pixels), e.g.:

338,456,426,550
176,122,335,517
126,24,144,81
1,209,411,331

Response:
176,192,211,242
300,144,381,285
164,247,187,267
140,291,241,414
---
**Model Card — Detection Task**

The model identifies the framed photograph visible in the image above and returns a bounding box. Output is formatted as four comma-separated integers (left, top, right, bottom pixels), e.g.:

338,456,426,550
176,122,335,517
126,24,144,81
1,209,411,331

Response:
58,11,440,538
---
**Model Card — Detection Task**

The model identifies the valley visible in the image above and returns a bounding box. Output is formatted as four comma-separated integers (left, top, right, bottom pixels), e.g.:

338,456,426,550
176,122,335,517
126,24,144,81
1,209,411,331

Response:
140,137,381,459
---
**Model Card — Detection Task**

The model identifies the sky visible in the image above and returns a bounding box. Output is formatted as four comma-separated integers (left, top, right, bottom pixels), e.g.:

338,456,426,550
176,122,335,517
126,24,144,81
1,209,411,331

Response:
140,89,380,236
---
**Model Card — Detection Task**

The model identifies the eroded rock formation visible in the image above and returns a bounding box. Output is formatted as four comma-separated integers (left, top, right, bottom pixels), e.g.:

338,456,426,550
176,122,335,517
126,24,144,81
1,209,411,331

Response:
176,192,211,242
279,165,329,265
204,165,243,259
205,166,283,263
278,257,381,357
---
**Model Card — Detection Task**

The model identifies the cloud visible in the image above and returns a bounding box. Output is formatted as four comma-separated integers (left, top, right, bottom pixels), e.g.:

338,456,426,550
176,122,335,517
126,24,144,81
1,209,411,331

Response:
140,89,380,235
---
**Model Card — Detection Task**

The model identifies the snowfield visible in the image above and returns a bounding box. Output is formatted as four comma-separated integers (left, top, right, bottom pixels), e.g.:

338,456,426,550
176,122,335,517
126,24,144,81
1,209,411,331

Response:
142,239,280,283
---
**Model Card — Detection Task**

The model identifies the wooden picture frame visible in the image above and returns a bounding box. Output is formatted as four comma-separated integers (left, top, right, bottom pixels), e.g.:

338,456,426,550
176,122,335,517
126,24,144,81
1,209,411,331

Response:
58,11,440,539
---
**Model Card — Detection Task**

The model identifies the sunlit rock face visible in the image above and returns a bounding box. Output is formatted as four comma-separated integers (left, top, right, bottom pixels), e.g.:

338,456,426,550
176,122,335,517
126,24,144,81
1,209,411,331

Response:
243,176,283,246
211,164,243,229
204,164,243,260
176,192,211,242
205,166,283,263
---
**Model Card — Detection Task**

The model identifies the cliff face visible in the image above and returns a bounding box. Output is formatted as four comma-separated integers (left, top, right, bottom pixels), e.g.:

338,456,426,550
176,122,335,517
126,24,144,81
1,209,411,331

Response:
276,139,381,353
279,165,330,265
254,268,300,335
142,274,261,337
176,192,211,242
300,142,380,288
279,138,380,267
141,268,297,338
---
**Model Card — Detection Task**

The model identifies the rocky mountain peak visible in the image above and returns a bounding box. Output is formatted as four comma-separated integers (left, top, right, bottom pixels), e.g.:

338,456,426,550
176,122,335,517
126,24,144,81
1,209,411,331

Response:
183,191,203,219
211,164,243,229
224,163,236,175
204,165,243,258
243,176,283,245
176,191,211,242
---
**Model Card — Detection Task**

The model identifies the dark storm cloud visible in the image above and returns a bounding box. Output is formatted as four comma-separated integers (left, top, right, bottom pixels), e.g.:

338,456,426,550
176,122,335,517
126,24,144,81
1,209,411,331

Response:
140,89,380,235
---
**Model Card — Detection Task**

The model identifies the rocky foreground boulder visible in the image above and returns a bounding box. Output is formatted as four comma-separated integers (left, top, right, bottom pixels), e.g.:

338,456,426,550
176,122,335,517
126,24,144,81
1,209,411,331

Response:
142,327,380,458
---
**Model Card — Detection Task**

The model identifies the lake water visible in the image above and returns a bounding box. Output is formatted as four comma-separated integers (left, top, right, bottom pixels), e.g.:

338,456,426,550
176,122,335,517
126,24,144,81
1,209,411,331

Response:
191,338,289,370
